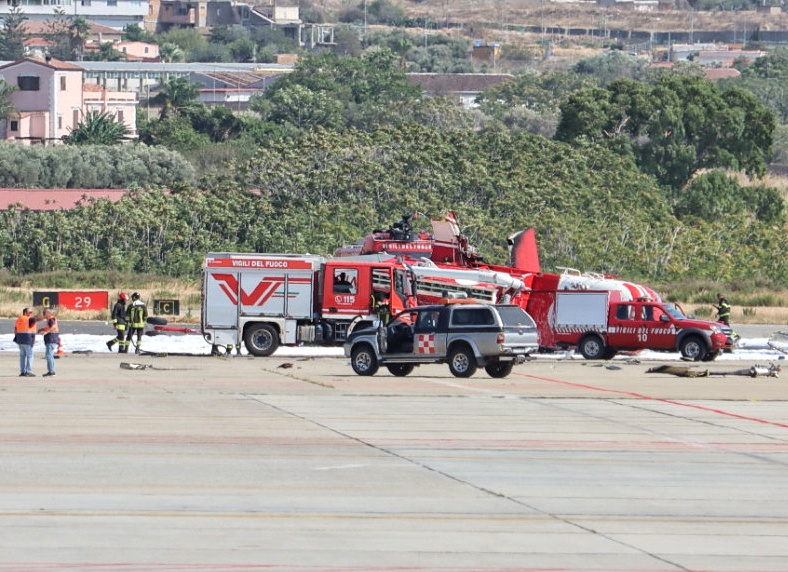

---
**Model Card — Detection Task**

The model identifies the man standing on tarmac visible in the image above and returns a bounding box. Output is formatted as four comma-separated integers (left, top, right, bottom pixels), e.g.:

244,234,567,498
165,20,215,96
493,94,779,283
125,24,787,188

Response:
107,292,129,353
14,307,37,377
715,292,732,326
125,292,148,355
38,308,60,377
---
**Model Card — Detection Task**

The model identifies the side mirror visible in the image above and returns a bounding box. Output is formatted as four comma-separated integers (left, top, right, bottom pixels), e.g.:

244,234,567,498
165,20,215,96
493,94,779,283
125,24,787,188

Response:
660,314,670,322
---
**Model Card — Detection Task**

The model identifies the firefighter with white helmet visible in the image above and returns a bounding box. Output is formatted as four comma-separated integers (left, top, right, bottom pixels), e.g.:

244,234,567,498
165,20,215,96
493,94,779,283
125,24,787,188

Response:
125,292,148,355
107,292,129,353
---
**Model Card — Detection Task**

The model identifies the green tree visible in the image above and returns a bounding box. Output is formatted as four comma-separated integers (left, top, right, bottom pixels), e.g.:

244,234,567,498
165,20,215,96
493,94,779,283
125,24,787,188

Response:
158,28,209,59
254,84,344,130
138,115,210,151
159,42,185,63
254,49,421,131
573,50,650,86
122,23,155,43
151,77,201,119
0,0,28,61
85,41,124,62
0,79,18,125
63,110,129,145
555,74,776,189
477,71,595,117
43,8,71,60
68,16,91,60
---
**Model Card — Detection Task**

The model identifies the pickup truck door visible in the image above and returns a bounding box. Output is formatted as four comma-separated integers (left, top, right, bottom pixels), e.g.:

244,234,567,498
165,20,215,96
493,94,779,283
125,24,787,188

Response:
635,303,674,350
607,303,637,348
412,308,448,358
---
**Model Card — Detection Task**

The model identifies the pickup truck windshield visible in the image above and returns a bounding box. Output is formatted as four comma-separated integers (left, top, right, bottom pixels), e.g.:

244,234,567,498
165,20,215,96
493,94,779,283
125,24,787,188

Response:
664,304,686,320
495,305,537,327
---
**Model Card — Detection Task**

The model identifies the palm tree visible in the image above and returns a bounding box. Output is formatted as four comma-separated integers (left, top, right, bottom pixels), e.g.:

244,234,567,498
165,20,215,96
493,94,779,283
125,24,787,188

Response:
63,110,129,145
150,77,200,120
159,42,185,63
68,16,91,61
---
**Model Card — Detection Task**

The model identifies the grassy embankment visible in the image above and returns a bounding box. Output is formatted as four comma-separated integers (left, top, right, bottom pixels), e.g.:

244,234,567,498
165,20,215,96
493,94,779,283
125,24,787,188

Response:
0,271,201,323
1,271,787,325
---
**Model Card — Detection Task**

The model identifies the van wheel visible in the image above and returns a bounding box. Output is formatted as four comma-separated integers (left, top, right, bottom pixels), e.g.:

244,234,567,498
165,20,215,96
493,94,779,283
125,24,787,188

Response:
386,364,414,376
244,323,279,357
485,361,514,378
579,334,606,360
680,335,708,361
448,346,477,378
351,344,379,376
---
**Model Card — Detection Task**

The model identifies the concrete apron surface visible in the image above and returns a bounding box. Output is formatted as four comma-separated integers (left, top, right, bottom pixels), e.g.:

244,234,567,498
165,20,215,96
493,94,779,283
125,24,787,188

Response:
0,352,786,571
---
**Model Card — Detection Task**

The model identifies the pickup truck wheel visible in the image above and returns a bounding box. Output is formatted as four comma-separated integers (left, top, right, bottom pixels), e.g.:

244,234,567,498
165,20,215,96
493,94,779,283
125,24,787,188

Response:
244,323,279,357
386,364,414,376
579,334,606,360
351,344,379,376
448,346,477,378
702,349,721,362
680,335,708,361
485,361,514,378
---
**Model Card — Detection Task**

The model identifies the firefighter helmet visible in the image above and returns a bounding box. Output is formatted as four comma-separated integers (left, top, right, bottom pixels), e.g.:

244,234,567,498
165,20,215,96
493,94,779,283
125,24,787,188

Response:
119,292,129,301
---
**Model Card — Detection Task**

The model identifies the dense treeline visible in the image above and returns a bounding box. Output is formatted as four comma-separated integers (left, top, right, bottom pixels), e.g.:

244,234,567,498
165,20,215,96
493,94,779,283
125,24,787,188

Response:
0,144,195,188
3,126,787,285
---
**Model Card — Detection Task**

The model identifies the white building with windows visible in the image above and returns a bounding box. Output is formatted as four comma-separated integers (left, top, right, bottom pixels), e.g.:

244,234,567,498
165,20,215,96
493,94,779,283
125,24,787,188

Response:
6,0,148,30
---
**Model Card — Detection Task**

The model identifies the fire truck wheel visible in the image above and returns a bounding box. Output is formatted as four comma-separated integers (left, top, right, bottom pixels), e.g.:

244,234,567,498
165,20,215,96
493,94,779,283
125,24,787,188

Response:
679,335,708,361
244,323,279,357
448,345,477,378
351,344,379,376
386,364,414,377
484,361,514,378
578,334,606,360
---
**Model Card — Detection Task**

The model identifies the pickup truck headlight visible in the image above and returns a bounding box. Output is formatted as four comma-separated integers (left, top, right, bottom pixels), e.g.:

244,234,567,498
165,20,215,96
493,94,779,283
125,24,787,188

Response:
709,325,722,334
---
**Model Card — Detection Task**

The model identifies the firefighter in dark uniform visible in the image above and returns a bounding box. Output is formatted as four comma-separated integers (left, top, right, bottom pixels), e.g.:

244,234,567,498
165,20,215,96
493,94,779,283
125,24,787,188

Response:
126,292,148,354
715,292,731,326
107,292,129,353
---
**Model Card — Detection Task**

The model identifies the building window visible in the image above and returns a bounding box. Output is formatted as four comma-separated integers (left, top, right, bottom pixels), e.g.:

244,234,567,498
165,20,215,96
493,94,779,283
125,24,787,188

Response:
73,109,80,127
144,46,149,54
117,110,124,123
10,120,18,132
17,76,40,91
57,116,63,129
60,76,66,91
107,0,117,5
81,0,91,6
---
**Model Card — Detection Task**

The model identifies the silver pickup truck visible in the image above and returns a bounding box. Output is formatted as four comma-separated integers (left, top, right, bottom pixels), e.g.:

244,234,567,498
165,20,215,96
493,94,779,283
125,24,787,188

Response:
344,302,539,378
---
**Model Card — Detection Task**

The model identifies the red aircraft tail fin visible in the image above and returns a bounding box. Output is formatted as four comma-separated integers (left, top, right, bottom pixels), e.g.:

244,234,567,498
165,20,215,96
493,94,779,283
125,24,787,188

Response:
508,228,540,273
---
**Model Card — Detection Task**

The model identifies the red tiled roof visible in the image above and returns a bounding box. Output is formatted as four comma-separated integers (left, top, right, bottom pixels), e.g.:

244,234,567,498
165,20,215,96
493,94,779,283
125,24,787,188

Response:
0,57,84,72
0,189,128,211
408,73,514,93
22,20,120,36
703,68,741,80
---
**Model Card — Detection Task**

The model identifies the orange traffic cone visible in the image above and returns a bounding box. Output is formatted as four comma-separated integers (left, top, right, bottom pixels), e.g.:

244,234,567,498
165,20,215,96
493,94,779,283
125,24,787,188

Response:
56,341,65,357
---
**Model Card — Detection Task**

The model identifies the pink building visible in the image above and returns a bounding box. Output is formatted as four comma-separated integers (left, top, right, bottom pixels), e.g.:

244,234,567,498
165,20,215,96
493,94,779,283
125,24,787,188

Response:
116,41,160,61
0,57,138,145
